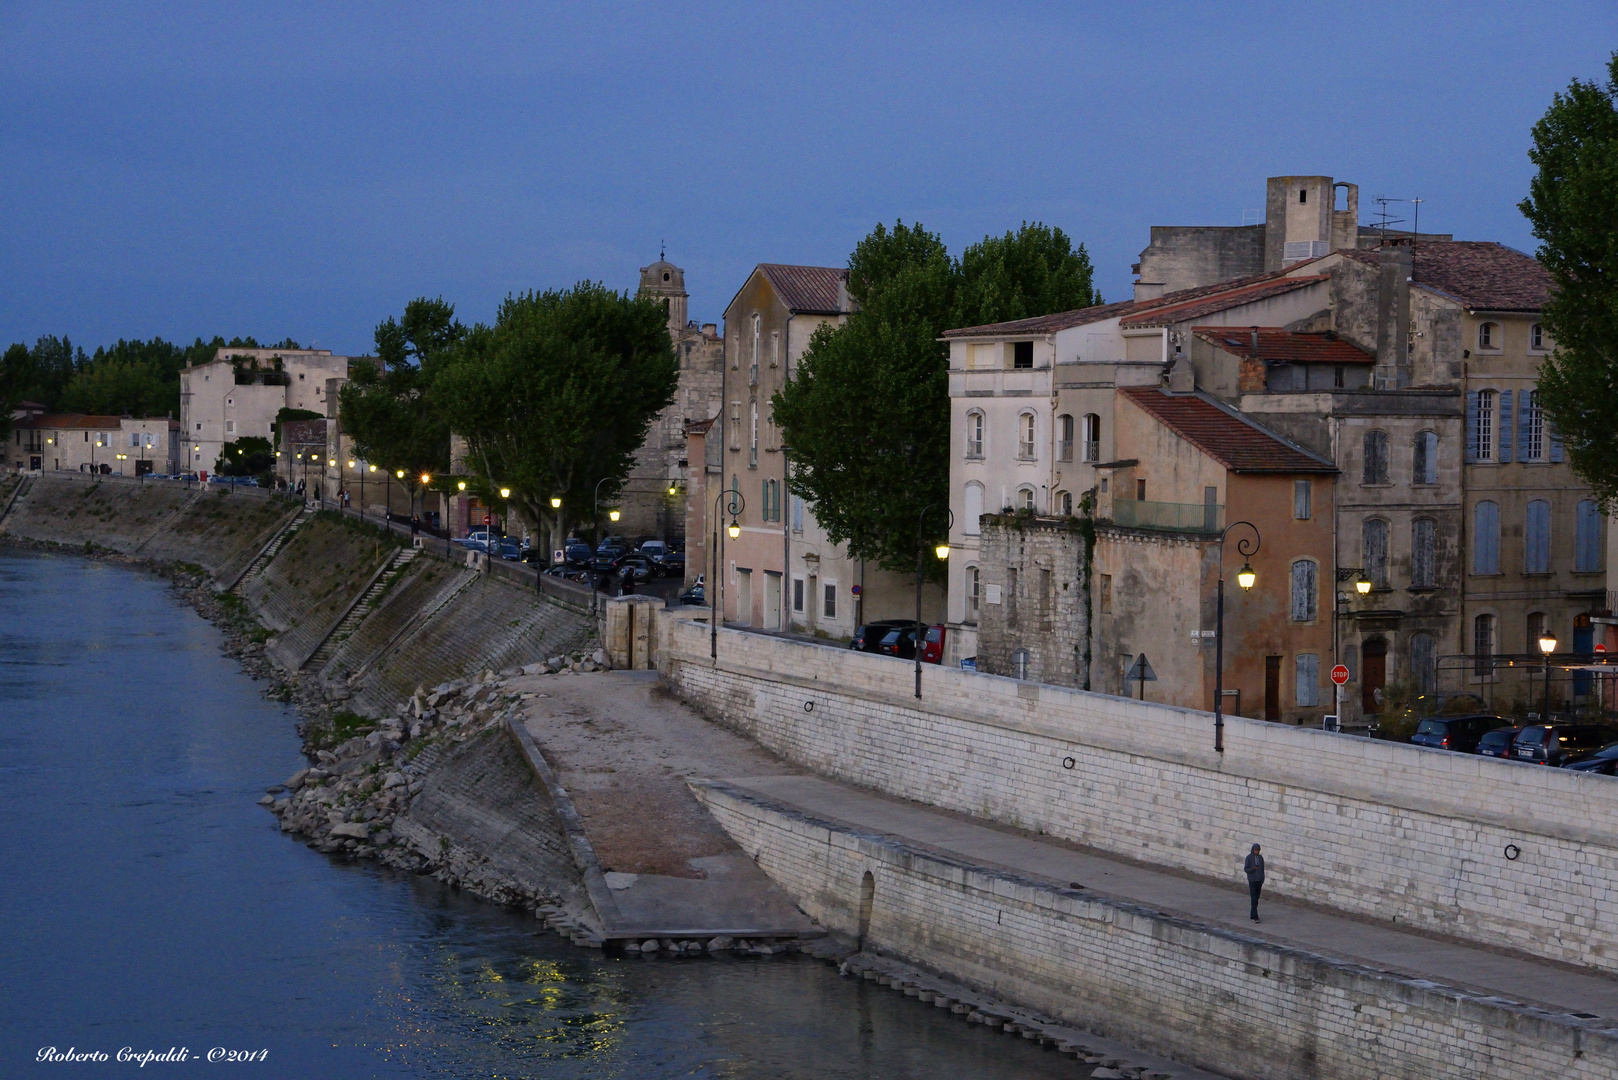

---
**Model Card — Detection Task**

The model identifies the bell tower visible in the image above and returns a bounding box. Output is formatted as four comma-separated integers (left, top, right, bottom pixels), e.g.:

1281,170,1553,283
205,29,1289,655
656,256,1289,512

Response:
638,254,689,337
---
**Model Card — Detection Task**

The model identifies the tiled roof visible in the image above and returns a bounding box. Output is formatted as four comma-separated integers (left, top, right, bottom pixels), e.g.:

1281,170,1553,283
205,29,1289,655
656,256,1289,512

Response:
14,413,128,430
1338,242,1552,311
941,298,1139,338
1193,327,1374,364
1119,275,1328,328
757,264,848,314
684,417,716,435
1119,387,1337,474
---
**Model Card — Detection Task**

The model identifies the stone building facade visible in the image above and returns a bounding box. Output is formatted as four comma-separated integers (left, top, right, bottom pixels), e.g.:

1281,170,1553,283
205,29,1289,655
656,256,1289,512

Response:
974,515,1090,687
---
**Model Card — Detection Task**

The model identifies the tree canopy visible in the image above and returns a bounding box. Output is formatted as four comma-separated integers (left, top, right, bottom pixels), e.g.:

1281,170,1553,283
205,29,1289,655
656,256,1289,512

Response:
773,220,1101,573
1521,51,1618,508
432,282,678,540
339,298,462,486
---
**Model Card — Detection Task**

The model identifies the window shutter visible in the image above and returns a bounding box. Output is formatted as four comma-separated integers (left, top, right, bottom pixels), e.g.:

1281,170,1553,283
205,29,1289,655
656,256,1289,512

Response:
1474,501,1500,574
1525,500,1550,573
1518,391,1533,460
1549,418,1565,463
1576,500,1601,572
1295,653,1320,708
1411,518,1436,588
1464,391,1479,463
1497,389,1513,463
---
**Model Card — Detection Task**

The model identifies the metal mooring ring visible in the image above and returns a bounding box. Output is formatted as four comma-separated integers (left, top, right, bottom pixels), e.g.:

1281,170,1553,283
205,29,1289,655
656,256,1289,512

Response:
1061,756,1076,770
804,701,814,713
1504,844,1521,861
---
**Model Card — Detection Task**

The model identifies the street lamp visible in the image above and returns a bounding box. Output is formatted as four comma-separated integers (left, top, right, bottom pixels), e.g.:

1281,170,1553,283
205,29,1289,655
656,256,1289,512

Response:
915,504,954,699
1539,631,1558,721
710,488,746,659
1214,521,1262,753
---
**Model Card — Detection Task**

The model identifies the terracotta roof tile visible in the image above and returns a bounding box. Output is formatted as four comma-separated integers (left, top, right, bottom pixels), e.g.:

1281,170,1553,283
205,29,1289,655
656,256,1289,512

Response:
15,413,128,429
1120,387,1337,473
1338,241,1551,311
1193,327,1374,364
1119,275,1328,328
757,264,848,314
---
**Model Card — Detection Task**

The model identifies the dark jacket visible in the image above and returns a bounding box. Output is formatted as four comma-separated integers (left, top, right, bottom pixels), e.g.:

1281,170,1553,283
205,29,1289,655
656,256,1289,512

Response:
1244,852,1265,883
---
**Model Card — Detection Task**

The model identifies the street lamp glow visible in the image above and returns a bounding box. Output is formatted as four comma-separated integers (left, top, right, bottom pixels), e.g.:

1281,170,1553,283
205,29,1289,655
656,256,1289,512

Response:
934,543,950,560
608,509,620,522
457,481,466,491
328,458,336,467
667,485,678,496
420,473,431,485
347,460,355,468
396,470,405,479
499,487,511,499
368,464,376,472
550,497,562,509
727,521,741,540
1539,633,1558,655
1355,574,1372,595
1236,563,1257,590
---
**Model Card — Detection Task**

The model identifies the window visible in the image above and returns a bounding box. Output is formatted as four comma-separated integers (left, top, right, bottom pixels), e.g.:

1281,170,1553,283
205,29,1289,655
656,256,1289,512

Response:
1413,431,1438,484
1136,478,1147,501
1293,479,1312,521
1362,519,1389,588
1469,390,1496,462
749,402,758,467
1290,560,1317,621
963,483,984,535
1362,430,1389,484
965,411,984,458
792,495,804,533
95,433,109,447
793,578,804,613
1012,341,1034,369
1017,412,1036,459
1017,487,1035,512
967,566,980,622
728,402,740,450
823,583,837,620
1523,391,1544,461
1410,633,1436,693
1082,414,1100,462
750,313,761,384
1474,614,1496,676
1057,414,1074,461
1527,611,1548,652
1055,490,1072,516
225,420,236,435
1478,322,1499,350
1411,518,1437,588
1295,654,1320,707
1473,501,1501,574
1530,323,1548,352
1524,499,1551,574
1299,188,1308,204
129,433,139,448
1576,499,1602,572
1333,365,1345,389
760,479,781,522
1099,574,1112,614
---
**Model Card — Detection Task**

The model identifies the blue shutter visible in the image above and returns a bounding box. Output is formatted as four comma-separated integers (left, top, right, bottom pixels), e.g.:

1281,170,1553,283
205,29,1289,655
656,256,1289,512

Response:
1576,500,1601,572
1497,390,1513,463
1474,501,1500,575
1518,390,1534,460
1464,391,1479,463
1549,417,1565,463
1525,500,1550,573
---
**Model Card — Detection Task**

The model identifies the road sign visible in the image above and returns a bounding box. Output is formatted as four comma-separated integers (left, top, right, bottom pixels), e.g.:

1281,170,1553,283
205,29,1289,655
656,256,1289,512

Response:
483,513,492,525
1597,643,1608,654
552,549,564,564
850,584,862,597
1331,664,1350,686
1125,653,1156,701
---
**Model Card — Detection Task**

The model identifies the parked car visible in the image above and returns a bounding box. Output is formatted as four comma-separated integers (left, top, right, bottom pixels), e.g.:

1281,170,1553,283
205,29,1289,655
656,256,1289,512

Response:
660,550,685,576
1409,714,1511,753
1476,726,1522,759
678,583,705,606
564,542,592,566
920,624,947,665
496,538,524,561
598,535,627,554
877,626,922,660
1563,742,1618,775
614,555,655,583
851,620,915,653
1513,723,1618,766
640,539,668,561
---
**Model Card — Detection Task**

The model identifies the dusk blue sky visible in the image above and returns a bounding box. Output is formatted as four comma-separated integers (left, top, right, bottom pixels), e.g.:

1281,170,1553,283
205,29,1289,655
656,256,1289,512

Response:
3,2,1615,357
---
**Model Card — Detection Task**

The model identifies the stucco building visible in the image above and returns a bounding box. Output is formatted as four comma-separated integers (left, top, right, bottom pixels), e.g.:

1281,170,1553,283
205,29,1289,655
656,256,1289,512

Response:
11,410,181,475
179,347,348,476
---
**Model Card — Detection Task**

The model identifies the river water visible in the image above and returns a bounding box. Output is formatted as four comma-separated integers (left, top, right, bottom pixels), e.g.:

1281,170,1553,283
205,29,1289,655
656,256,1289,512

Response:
0,550,1081,1078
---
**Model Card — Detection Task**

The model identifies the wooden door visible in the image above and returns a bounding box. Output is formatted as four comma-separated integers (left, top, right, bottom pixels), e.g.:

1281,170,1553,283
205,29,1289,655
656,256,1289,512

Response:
1265,656,1282,721
1362,640,1387,715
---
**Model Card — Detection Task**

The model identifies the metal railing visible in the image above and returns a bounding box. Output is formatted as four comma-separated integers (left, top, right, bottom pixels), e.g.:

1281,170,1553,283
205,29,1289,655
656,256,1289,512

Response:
1111,498,1223,534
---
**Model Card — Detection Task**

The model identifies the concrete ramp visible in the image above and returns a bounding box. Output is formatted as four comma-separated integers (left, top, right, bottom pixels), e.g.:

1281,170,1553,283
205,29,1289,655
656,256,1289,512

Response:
508,670,816,942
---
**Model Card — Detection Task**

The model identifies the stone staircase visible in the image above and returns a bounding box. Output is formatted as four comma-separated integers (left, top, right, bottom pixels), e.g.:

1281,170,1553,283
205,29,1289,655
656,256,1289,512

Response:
0,475,35,526
302,547,419,672
231,507,312,590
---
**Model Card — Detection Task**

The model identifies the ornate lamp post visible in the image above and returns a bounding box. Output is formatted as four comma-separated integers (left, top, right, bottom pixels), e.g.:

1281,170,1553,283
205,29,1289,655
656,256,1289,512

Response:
710,488,745,660
915,504,954,699
1539,630,1558,722
1214,521,1262,753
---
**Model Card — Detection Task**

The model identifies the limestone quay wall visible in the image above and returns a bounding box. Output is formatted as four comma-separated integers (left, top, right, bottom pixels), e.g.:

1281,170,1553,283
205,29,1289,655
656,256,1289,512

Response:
696,781,1618,1080
659,615,1618,974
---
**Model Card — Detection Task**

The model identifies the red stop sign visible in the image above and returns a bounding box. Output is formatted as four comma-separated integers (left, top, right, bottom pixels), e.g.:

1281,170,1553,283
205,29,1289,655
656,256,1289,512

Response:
1330,664,1350,686
483,514,492,525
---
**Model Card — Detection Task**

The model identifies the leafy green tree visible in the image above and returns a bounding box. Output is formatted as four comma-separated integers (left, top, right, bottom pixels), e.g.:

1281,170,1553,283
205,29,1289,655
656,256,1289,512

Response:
215,436,275,478
1521,51,1618,508
773,220,1101,573
433,283,677,548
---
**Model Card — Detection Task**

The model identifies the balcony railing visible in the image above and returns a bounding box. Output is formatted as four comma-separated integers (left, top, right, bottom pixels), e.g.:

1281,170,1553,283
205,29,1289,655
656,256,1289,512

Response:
1111,498,1223,534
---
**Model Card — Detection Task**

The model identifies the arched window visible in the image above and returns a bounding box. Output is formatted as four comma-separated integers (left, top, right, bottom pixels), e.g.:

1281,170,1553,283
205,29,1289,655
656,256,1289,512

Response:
965,411,984,458
1524,499,1551,574
966,565,980,623
1290,559,1317,621
1411,518,1436,588
1017,412,1036,460
1362,430,1389,484
1576,499,1603,572
1473,501,1500,574
1017,486,1035,512
963,483,984,535
1410,633,1436,693
1082,414,1101,462
1478,322,1500,350
1362,518,1389,588
1474,614,1496,676
1055,490,1072,516
1057,414,1074,461
1413,431,1438,485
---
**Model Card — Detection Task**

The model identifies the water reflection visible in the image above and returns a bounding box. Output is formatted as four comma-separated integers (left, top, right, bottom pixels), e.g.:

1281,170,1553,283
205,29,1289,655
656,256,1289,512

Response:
0,551,1076,1077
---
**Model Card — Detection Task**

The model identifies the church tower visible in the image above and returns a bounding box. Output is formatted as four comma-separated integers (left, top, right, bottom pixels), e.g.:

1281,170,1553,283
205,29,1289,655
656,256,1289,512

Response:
638,256,689,337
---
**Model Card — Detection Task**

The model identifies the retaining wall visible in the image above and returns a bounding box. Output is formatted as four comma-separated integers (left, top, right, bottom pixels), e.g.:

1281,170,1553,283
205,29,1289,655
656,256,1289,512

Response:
697,781,1618,1080
660,615,1618,975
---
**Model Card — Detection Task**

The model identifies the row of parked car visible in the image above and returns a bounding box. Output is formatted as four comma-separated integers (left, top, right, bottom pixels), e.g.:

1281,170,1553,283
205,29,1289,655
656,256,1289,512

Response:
1409,714,1618,773
850,620,948,664
563,536,686,581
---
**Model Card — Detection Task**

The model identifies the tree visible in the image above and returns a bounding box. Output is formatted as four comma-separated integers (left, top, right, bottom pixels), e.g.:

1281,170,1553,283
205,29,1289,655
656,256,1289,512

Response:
772,220,1102,573
433,283,677,550
339,298,462,509
1521,51,1618,508
215,436,275,479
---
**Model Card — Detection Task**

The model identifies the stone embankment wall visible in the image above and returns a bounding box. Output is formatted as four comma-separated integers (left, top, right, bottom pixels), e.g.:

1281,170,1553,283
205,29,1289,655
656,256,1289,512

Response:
696,781,1617,1080
659,615,1618,975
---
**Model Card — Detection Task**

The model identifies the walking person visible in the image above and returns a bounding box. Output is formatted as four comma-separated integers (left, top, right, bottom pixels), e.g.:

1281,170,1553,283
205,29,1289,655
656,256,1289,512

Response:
1245,844,1265,922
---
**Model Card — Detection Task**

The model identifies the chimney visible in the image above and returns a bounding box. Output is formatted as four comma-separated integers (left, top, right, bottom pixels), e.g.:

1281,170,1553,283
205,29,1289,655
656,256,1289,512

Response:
1249,326,1260,360
1134,282,1165,302
1374,246,1413,389
836,272,851,314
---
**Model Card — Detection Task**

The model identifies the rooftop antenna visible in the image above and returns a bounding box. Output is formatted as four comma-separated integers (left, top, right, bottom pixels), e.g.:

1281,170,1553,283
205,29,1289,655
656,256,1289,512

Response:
660,238,665,261
1409,198,1423,280
1372,196,1407,246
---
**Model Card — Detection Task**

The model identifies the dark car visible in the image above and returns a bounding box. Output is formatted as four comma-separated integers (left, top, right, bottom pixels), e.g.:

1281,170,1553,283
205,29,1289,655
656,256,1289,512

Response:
1513,723,1618,766
564,542,592,566
1476,726,1522,759
678,583,705,606
614,555,655,583
660,550,686,576
877,626,921,660
1409,714,1511,753
851,620,915,653
496,538,523,561
1564,742,1618,775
